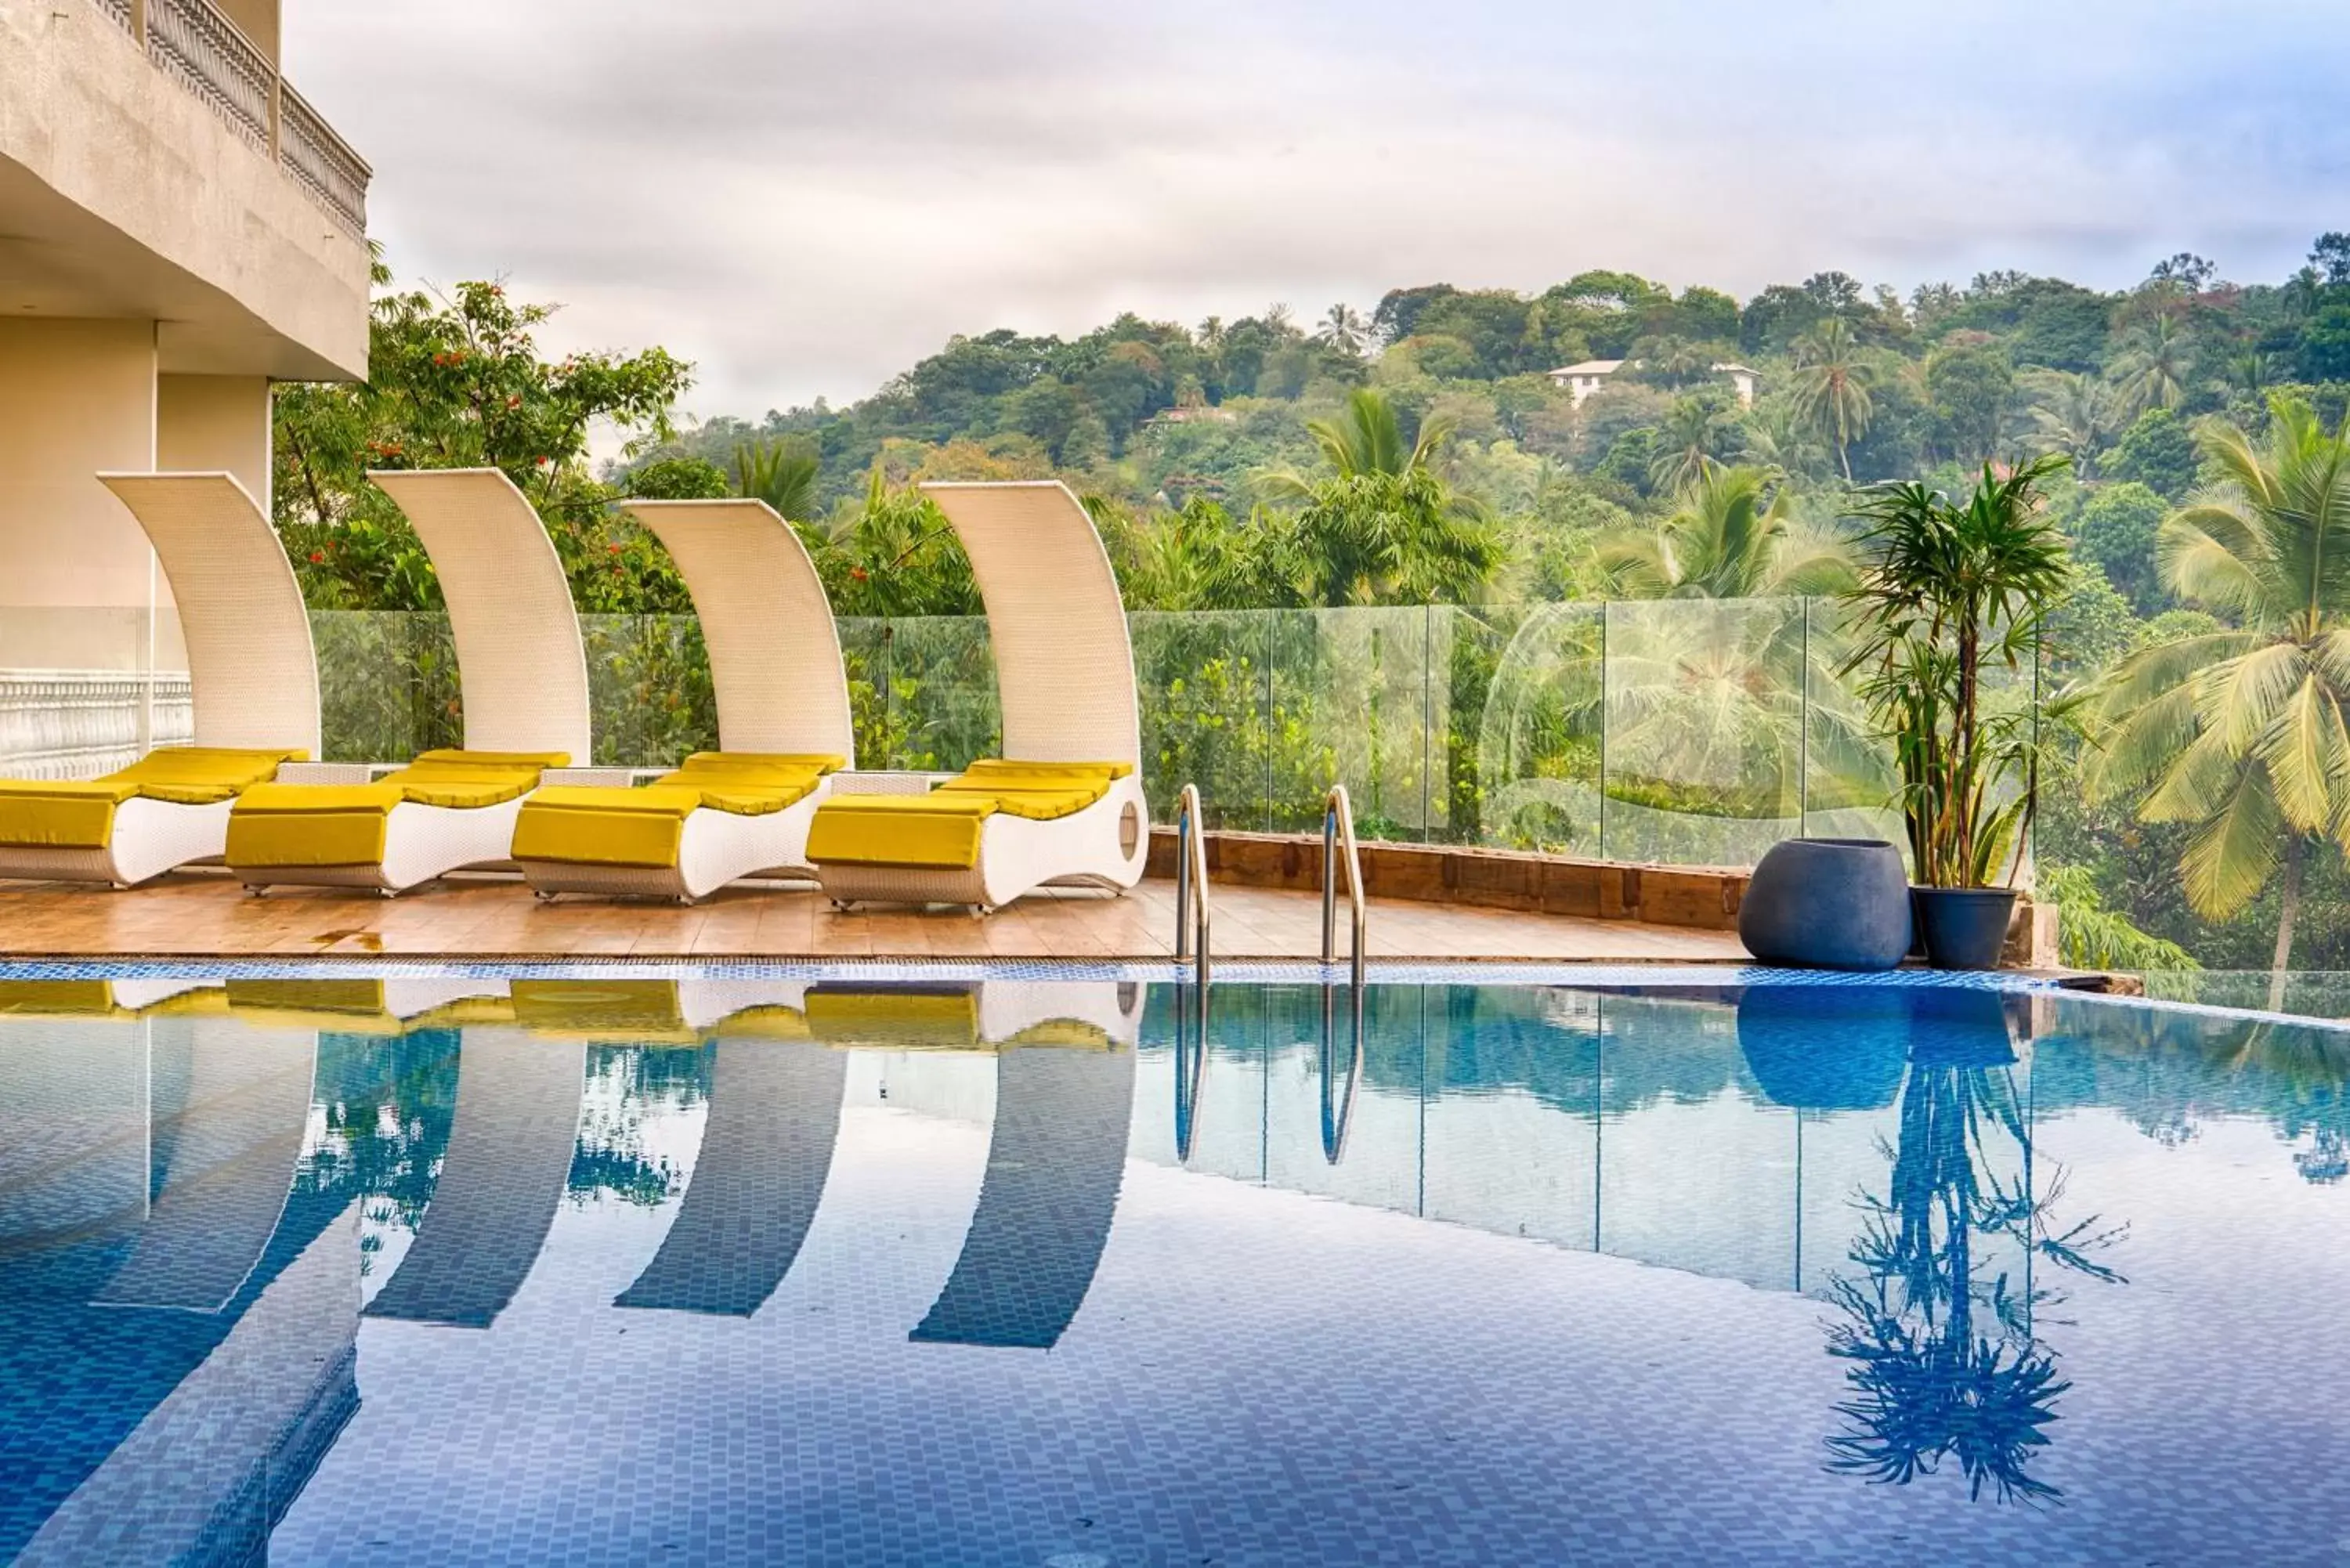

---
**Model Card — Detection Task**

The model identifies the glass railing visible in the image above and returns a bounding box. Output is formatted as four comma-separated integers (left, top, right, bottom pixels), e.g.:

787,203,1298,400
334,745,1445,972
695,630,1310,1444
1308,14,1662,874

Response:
0,596,2047,874
292,598,1939,864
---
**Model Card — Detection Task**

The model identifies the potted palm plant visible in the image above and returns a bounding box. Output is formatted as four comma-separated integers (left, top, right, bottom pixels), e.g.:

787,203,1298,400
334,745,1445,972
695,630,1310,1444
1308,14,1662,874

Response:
1841,457,2072,970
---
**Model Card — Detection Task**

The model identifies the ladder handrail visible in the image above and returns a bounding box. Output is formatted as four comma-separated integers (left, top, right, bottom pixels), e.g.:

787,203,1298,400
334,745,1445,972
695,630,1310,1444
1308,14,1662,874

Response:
1173,784,1212,983
1321,785,1367,988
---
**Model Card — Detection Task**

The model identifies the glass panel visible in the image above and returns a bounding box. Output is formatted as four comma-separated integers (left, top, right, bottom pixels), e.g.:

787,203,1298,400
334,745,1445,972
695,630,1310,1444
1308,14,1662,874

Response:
1131,609,1272,828
1444,602,1603,854
1274,606,1435,844
1601,598,1806,866
1799,597,1905,858
0,607,170,777
835,617,891,771
878,616,999,772
310,611,459,763
580,614,715,768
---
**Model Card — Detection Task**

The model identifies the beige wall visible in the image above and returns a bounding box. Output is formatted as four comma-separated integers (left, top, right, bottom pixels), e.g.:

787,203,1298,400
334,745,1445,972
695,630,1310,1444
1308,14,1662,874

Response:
0,318,160,669
211,0,280,63
0,1,367,379
157,374,271,509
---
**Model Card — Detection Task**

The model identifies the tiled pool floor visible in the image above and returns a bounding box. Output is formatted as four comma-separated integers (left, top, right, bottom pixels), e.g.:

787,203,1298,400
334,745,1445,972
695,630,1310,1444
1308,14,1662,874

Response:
3,975,2344,1563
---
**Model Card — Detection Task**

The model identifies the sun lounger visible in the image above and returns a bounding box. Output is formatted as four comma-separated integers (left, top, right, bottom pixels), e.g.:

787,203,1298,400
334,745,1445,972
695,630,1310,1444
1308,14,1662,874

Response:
226,469,592,894
0,474,321,887
807,482,1148,912
514,498,856,901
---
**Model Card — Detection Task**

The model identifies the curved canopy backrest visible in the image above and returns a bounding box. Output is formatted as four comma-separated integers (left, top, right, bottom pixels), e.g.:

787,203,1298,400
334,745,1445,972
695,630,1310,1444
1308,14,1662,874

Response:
920,482,1139,769
97,472,322,757
621,500,854,761
367,469,591,761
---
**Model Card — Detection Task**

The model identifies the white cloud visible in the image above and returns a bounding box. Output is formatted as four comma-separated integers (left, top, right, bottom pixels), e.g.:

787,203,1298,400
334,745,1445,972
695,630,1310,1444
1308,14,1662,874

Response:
284,0,2350,419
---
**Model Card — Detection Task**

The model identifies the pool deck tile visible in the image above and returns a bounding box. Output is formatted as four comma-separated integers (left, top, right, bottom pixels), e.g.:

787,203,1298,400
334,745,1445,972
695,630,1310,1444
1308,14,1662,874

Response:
0,871,1752,963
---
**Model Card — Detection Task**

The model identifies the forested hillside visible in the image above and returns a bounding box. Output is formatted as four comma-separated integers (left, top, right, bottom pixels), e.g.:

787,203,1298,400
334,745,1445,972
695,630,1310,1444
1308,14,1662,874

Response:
271,239,2350,981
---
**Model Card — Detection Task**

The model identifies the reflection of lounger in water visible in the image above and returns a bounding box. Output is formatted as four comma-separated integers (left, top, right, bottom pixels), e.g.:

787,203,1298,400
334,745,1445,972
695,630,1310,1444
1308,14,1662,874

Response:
364,1030,584,1328
93,1017,315,1313
912,1042,1137,1349
615,1040,847,1316
16,1204,362,1566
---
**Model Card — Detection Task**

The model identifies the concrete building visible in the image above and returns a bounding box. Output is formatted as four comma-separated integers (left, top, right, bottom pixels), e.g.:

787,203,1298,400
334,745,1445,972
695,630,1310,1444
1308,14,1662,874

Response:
1547,359,1761,409
0,0,369,773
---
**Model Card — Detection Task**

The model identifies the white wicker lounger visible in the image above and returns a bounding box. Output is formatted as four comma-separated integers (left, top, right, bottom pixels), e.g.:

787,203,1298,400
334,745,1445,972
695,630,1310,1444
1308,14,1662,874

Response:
232,469,594,896
516,498,857,904
0,474,326,890
813,482,1151,912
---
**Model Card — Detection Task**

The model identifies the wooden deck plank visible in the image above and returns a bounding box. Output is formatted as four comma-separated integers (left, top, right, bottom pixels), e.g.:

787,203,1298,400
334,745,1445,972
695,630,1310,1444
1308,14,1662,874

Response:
0,874,1752,964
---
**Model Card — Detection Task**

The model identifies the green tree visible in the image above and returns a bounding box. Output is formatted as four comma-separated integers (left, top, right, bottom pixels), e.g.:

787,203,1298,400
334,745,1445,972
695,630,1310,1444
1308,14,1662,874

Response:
2107,406,2200,501
1925,340,2016,465
277,269,694,612
1791,317,1876,481
1595,466,1853,599
2088,398,2350,1004
2071,482,2169,614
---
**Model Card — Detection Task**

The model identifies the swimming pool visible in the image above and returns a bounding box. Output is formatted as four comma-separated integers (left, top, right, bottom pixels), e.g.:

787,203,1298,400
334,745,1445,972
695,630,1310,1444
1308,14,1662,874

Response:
1,965,2344,1565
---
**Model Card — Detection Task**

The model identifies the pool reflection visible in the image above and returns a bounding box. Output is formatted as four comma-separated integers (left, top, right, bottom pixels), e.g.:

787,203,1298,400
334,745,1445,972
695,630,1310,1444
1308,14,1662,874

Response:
0,976,2343,1561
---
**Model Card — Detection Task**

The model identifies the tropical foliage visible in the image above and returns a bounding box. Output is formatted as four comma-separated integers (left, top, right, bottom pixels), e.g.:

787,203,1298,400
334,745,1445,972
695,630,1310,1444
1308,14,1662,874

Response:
272,235,2350,974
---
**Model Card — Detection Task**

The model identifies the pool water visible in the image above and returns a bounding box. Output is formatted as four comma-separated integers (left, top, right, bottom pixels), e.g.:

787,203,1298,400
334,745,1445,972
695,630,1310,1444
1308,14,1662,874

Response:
2,971,2347,1565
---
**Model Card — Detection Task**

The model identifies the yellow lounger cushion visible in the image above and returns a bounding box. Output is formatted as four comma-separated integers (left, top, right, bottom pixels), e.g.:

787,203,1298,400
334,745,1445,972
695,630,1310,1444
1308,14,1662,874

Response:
0,746,306,848
510,979,695,1041
804,758,1124,869
226,750,567,869
512,768,822,870
806,793,997,869
806,987,981,1049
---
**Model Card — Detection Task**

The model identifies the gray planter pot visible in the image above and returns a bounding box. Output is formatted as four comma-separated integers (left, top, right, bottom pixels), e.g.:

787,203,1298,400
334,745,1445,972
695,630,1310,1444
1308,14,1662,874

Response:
1737,838,1913,972
1913,886,2019,971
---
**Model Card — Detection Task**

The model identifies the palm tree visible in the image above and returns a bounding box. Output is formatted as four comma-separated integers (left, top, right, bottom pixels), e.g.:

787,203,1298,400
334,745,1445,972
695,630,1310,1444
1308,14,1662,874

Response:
2088,397,2350,1006
1791,318,1876,482
1646,395,1738,493
1595,465,1854,600
1315,303,1372,356
2112,314,2194,417
732,439,819,521
1255,388,1498,606
2024,370,2120,479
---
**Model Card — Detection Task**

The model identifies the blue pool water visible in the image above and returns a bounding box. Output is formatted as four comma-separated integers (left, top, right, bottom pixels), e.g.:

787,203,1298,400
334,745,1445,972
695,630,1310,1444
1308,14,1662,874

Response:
2,968,2346,1565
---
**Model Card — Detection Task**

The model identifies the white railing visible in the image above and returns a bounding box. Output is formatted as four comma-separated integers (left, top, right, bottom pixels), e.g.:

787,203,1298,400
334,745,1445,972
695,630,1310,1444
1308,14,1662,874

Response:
89,0,370,237
146,0,273,150
279,87,371,237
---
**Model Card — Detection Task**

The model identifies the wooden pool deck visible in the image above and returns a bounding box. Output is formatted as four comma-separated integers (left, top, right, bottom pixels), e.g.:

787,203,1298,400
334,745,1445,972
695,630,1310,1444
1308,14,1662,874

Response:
0,872,1752,964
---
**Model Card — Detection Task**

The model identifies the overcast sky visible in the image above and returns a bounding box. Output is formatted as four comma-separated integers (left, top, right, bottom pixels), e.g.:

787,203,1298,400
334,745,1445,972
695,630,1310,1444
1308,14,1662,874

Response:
286,1,2350,424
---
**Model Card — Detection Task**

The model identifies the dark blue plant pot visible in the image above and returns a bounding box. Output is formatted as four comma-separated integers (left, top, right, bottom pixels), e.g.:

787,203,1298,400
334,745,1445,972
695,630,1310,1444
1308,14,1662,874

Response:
1737,838,1913,972
1736,987,1913,1110
1913,887,2018,972
1904,988,2017,1068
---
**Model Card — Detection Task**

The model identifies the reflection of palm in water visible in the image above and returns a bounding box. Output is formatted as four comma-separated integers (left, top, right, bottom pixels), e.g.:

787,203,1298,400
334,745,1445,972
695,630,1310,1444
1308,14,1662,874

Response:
1823,1043,2124,1505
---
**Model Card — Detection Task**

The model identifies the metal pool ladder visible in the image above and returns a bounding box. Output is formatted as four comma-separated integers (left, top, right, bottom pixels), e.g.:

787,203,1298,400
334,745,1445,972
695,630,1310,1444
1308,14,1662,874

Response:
1321,785,1367,988
1173,784,1212,983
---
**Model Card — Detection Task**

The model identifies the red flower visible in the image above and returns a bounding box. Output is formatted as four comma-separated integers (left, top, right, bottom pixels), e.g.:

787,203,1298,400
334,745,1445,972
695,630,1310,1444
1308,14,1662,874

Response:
607,544,623,555
308,551,326,564
851,567,869,582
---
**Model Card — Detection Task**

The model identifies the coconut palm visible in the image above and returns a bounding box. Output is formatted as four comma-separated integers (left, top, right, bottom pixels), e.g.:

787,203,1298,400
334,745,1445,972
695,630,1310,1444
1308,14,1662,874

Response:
1315,303,1372,356
1596,465,1854,601
2112,314,2194,417
2087,397,2350,1006
732,438,819,521
1646,394,1741,493
2023,370,2120,479
1791,318,1877,482
1255,388,1498,606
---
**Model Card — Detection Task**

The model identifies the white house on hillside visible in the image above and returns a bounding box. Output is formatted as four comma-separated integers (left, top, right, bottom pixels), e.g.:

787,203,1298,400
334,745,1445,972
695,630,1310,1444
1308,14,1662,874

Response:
1547,359,1761,408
